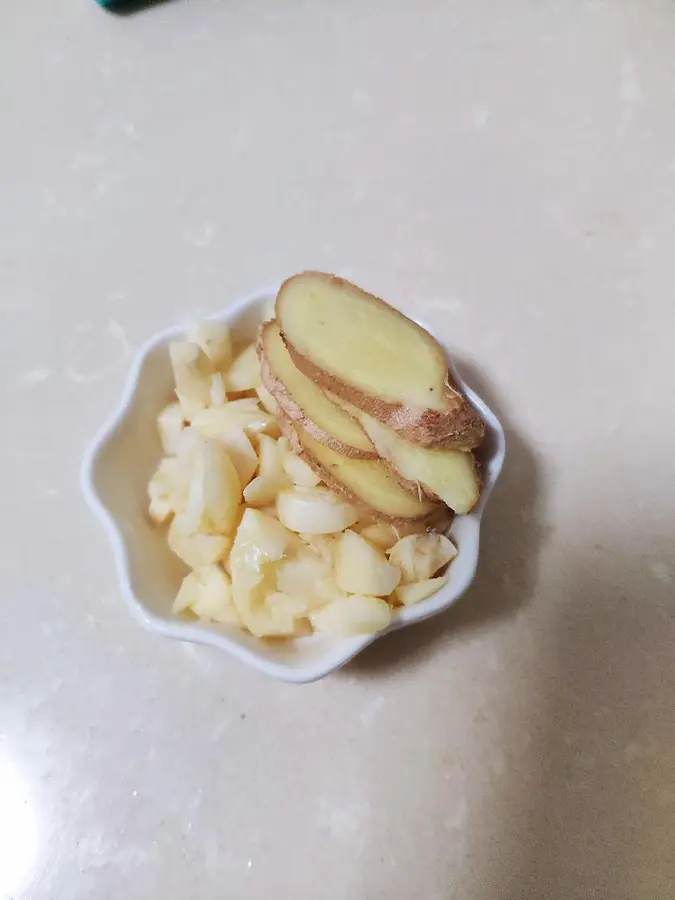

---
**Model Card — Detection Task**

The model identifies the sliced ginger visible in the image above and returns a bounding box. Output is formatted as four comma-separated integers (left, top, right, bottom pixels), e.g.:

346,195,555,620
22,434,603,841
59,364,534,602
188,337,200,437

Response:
276,272,484,448
333,399,481,514
151,290,479,641
259,320,376,458
284,419,441,524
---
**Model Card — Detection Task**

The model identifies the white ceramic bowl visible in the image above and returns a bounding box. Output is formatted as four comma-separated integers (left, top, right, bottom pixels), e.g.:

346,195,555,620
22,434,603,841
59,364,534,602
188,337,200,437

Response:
81,285,506,683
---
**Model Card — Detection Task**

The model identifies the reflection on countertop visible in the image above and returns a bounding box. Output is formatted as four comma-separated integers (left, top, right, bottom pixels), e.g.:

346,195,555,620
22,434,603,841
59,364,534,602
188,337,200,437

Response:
0,755,39,899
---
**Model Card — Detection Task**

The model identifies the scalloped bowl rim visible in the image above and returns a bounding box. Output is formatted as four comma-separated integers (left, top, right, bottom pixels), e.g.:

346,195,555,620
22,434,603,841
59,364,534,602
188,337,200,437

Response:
81,283,506,683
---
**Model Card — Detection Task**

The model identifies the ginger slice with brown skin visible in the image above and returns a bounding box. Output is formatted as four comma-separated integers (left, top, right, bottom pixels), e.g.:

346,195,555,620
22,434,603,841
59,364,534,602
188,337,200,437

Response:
276,271,484,449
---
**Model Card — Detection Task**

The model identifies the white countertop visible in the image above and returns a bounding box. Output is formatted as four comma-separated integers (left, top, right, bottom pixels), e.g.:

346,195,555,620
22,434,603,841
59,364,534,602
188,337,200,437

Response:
2,1,674,897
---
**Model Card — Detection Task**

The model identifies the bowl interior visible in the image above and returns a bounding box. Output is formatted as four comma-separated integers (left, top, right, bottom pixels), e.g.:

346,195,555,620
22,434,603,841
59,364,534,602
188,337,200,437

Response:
84,289,505,682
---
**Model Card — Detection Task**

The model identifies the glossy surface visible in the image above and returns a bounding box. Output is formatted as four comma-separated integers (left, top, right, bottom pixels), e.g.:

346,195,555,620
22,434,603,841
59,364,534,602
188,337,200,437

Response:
2,0,675,897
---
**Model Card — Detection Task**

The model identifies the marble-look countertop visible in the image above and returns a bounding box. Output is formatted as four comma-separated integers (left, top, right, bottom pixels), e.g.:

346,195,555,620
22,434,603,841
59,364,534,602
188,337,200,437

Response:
2,1,674,897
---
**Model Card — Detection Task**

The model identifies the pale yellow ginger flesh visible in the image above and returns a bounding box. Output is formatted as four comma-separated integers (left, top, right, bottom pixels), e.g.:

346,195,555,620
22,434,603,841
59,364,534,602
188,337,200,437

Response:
337,400,481,514
260,321,376,456
277,272,450,409
293,426,438,522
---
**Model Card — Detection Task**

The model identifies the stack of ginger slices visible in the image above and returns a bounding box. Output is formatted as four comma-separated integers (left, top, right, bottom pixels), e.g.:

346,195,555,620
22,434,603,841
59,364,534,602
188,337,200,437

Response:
258,272,485,529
